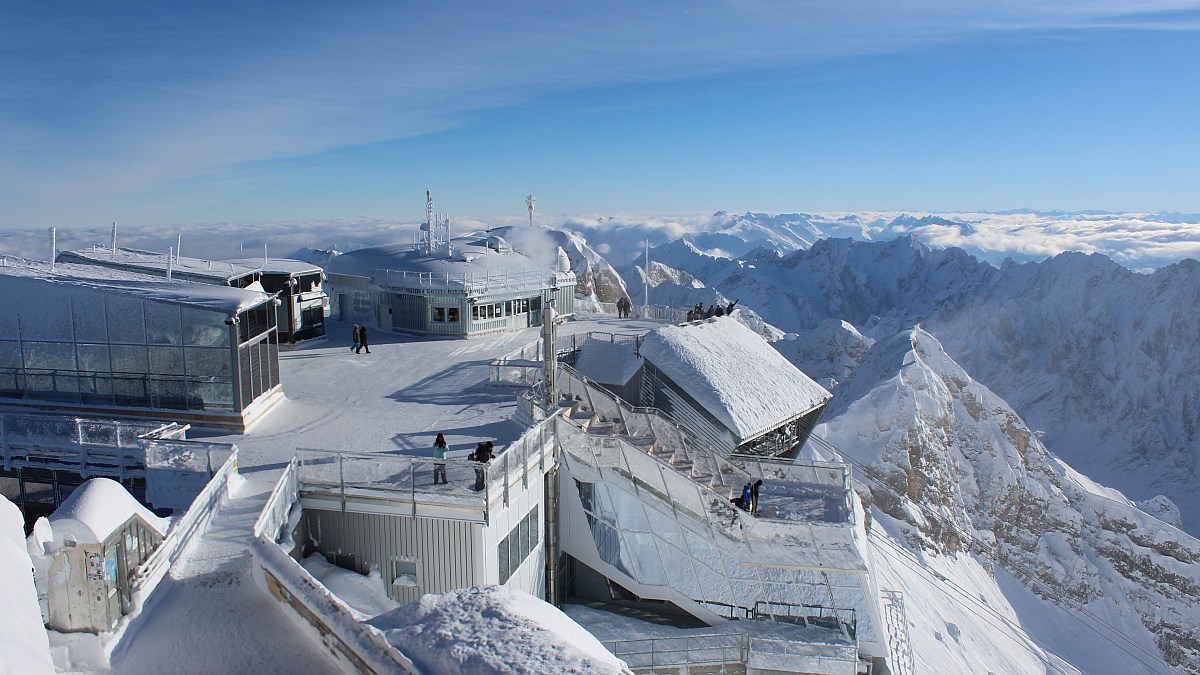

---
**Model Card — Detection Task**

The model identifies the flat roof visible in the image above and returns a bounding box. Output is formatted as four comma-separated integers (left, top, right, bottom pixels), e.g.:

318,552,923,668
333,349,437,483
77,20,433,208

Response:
59,246,259,283
0,256,272,313
224,258,324,276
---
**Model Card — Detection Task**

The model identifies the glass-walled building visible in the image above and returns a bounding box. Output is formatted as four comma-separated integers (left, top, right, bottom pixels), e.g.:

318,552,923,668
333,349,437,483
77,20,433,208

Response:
0,257,283,430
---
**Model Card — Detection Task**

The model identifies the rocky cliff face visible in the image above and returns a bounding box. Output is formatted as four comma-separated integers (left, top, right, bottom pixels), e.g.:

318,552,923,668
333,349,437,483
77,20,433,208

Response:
819,328,1200,672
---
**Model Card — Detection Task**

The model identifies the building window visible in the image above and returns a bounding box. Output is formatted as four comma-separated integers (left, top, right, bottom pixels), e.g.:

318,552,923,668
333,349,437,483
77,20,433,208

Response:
447,308,459,323
433,307,446,323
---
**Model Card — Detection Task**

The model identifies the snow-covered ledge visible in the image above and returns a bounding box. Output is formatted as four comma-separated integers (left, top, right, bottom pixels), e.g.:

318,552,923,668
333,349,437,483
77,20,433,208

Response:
249,459,418,674
106,448,241,662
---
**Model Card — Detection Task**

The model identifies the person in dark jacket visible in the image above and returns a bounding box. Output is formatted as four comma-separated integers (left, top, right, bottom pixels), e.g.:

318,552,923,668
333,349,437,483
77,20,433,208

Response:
351,324,360,352
356,325,370,354
472,442,492,491
432,433,448,484
750,479,762,516
726,299,738,315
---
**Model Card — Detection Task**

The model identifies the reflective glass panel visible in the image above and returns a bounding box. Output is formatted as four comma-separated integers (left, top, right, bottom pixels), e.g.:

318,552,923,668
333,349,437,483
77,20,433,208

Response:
106,295,146,344
110,345,148,374
182,307,227,347
145,303,182,345
72,297,108,342
149,346,185,375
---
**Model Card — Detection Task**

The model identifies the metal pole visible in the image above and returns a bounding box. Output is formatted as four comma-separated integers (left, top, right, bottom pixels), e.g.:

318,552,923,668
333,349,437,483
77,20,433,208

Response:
643,239,649,315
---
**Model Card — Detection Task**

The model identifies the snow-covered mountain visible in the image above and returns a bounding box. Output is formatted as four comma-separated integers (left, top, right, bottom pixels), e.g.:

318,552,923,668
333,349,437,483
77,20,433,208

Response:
817,328,1200,674
646,236,1200,539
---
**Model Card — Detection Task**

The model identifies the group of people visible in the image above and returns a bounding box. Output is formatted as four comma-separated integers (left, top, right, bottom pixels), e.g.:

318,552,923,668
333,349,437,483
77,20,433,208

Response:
615,296,634,318
350,324,370,354
731,478,763,516
430,432,495,491
686,299,737,322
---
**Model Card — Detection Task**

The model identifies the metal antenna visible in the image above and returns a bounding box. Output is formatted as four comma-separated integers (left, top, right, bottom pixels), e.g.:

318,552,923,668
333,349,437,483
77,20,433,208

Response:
526,194,536,227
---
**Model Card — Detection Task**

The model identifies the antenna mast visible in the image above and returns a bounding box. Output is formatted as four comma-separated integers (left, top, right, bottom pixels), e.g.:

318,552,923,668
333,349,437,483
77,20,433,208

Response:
526,194,536,227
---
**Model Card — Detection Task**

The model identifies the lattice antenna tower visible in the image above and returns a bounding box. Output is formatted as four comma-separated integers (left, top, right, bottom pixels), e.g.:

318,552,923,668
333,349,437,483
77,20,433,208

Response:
526,194,536,227
420,190,451,256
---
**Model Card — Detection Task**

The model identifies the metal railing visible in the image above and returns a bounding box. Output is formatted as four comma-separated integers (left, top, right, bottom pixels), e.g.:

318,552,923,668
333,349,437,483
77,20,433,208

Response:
292,414,556,522
372,266,571,295
602,633,747,673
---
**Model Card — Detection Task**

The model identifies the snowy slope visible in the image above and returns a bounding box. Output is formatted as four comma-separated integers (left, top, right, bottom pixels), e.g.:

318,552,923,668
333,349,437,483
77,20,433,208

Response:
1,497,54,675
930,254,1200,538
816,328,1200,674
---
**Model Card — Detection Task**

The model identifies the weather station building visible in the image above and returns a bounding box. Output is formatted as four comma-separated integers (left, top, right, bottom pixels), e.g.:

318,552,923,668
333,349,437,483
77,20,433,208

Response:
0,256,283,431
326,192,576,337
59,238,328,344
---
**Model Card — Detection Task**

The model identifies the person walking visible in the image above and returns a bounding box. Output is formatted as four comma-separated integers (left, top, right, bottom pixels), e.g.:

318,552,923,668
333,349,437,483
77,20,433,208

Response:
739,482,752,512
351,324,360,352
750,479,762,516
356,324,370,354
432,433,448,485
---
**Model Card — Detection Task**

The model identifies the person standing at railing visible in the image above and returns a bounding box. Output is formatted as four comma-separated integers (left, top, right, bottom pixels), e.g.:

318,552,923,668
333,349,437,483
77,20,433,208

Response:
471,441,493,491
432,433,448,484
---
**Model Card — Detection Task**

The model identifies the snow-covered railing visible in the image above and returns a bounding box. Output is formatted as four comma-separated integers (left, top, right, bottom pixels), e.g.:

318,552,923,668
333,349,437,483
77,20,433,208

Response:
747,638,860,675
250,463,417,674
0,413,183,478
128,447,240,602
372,266,560,295
602,633,747,673
632,303,689,324
253,457,299,542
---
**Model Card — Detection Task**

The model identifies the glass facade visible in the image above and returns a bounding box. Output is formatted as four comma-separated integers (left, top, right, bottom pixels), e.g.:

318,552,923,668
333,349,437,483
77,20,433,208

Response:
0,278,278,414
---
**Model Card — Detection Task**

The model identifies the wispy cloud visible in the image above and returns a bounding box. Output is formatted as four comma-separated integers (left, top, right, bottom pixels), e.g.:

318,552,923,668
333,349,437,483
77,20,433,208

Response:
2,1,1199,228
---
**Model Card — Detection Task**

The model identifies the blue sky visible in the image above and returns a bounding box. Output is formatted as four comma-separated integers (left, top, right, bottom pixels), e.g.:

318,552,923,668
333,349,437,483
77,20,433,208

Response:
2,1,1199,230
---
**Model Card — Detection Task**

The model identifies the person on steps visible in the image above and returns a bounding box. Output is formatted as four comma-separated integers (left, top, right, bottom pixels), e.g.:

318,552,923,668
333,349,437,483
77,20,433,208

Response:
432,433,448,484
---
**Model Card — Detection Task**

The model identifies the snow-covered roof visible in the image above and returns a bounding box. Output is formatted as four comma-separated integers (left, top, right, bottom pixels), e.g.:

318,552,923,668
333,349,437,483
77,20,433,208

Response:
44,478,169,545
572,338,642,386
224,258,324,276
368,585,628,674
0,256,272,313
638,318,831,441
59,246,259,283
326,233,569,293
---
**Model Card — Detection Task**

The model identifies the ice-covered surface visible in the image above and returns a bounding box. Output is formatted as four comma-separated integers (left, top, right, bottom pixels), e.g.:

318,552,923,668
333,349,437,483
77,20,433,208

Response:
0,496,55,675
368,585,629,675
60,246,258,282
0,255,270,312
638,317,831,440
572,337,642,386
39,478,168,546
